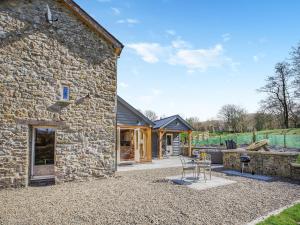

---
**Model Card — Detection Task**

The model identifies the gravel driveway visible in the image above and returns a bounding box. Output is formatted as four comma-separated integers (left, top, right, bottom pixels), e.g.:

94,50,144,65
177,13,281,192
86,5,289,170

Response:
0,167,299,225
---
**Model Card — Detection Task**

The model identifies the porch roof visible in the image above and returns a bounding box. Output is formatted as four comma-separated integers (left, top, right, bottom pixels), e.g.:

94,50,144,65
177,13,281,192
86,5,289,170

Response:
117,96,155,127
153,115,194,131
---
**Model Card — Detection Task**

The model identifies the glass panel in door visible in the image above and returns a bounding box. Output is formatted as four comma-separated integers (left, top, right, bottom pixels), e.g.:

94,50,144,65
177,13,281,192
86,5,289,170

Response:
32,128,55,177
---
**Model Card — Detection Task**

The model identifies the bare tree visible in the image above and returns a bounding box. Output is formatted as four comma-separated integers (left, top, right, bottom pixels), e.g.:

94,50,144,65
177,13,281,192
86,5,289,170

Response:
144,110,158,121
254,111,279,131
218,104,247,132
258,62,292,128
290,42,300,127
186,117,201,131
291,42,300,98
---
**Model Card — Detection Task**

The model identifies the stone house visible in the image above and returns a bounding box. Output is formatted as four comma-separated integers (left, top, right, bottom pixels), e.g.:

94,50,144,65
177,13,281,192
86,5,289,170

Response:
0,0,123,188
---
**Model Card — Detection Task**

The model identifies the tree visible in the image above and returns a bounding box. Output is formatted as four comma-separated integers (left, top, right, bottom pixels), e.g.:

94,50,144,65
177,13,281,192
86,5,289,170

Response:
186,117,201,131
254,111,279,131
290,42,300,127
291,42,300,98
258,62,292,128
218,104,247,132
144,110,158,121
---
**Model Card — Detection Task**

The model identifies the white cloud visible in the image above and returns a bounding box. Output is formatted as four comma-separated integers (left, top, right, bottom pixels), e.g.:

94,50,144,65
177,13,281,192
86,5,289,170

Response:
253,53,266,62
127,42,165,63
222,33,231,42
171,37,190,49
128,37,238,72
111,7,120,15
118,82,129,88
168,44,226,71
117,18,139,24
166,29,176,36
152,89,162,96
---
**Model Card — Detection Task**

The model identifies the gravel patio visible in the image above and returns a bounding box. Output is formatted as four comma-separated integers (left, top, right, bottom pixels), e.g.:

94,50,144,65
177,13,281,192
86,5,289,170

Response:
0,167,299,225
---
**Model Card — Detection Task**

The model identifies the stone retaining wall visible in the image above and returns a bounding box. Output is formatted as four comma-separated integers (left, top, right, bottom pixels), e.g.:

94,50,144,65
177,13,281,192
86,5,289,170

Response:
223,149,300,178
0,0,118,188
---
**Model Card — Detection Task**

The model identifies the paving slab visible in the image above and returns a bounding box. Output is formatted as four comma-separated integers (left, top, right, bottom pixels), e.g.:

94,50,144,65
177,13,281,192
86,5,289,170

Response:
117,156,223,172
223,170,273,181
167,173,236,191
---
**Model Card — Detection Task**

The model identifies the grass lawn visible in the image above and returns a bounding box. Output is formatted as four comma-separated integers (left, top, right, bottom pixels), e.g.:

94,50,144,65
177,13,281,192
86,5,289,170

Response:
257,203,300,225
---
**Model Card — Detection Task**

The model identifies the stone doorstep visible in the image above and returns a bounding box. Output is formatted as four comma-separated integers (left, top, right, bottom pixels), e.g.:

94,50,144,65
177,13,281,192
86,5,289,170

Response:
30,178,56,187
30,175,56,187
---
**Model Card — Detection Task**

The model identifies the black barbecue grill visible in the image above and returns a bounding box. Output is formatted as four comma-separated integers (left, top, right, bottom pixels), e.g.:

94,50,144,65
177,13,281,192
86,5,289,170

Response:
240,155,250,163
240,155,253,174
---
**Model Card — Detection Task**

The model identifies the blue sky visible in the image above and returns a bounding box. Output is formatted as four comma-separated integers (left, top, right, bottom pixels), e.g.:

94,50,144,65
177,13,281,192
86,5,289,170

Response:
76,0,300,120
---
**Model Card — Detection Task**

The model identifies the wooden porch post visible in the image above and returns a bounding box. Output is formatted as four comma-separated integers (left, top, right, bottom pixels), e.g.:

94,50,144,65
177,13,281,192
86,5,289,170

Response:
158,130,163,159
188,130,192,157
117,127,120,164
146,127,152,161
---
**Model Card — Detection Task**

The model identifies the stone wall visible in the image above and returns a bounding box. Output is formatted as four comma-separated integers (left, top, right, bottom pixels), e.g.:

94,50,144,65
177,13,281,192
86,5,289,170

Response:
290,164,300,180
223,149,300,178
0,0,118,188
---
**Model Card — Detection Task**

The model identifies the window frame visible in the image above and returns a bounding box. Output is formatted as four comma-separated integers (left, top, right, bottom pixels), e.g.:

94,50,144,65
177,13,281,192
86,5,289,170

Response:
60,85,70,101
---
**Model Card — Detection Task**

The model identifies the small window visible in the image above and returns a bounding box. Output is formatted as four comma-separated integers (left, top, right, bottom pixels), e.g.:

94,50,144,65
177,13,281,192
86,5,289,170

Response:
61,86,69,101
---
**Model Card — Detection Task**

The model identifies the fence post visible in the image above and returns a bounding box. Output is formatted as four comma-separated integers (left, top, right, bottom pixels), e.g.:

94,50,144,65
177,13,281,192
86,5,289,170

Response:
284,132,287,148
252,130,256,143
219,135,222,146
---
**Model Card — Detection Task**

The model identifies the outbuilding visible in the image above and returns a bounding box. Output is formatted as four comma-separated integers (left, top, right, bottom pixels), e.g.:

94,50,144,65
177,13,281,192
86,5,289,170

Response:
116,96,154,164
152,115,194,159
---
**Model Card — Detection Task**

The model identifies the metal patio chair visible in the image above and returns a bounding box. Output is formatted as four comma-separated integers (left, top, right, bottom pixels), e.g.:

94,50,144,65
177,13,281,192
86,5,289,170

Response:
197,153,212,180
179,155,197,182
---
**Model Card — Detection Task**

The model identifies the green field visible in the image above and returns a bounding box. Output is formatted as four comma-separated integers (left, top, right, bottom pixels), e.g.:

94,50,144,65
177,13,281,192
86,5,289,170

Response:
191,128,300,148
257,203,300,225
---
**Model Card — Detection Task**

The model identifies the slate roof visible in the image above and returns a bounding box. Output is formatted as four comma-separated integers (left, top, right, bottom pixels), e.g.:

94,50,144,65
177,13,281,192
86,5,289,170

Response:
117,96,155,126
153,115,194,130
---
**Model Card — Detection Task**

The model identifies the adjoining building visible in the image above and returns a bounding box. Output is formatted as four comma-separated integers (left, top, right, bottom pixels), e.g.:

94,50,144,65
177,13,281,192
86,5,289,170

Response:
116,96,154,164
0,0,123,188
152,115,194,159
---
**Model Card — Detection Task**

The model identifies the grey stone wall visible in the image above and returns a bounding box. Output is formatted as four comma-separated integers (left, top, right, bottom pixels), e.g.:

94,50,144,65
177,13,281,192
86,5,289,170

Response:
0,0,118,188
223,149,300,178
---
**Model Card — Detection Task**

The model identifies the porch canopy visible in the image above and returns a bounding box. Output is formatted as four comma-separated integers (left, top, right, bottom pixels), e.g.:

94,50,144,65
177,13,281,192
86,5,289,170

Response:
152,115,194,159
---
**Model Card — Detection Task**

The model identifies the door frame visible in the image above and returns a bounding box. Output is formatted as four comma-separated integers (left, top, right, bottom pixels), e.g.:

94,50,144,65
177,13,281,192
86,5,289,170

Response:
31,126,56,179
117,126,151,164
165,133,173,156
118,128,135,163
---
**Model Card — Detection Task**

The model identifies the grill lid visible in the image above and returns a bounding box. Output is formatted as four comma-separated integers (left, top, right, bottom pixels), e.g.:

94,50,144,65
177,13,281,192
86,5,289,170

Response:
240,156,251,163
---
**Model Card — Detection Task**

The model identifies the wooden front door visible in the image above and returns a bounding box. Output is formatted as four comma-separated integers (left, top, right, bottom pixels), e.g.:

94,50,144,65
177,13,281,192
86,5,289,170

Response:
32,128,55,177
